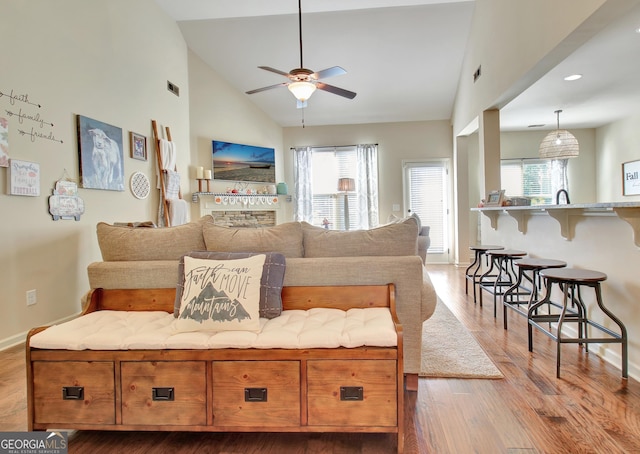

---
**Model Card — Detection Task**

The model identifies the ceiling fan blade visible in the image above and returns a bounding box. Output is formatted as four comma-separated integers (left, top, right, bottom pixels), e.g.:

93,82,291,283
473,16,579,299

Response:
313,66,347,80
246,82,288,95
258,66,292,77
316,82,357,99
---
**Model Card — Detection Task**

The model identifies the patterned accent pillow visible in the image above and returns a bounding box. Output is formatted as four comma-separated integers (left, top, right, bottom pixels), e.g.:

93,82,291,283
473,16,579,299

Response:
175,251,286,319
173,255,265,333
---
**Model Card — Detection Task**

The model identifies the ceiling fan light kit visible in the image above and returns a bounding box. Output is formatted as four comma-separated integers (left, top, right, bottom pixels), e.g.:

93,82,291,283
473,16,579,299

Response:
288,81,316,102
245,0,356,107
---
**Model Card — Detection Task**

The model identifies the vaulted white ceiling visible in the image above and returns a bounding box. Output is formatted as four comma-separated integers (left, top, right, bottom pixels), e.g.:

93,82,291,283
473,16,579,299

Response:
154,0,640,131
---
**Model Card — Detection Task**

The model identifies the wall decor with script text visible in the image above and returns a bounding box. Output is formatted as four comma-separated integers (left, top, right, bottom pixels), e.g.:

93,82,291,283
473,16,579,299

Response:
48,179,84,221
0,117,8,167
0,88,63,144
8,159,40,196
622,159,640,196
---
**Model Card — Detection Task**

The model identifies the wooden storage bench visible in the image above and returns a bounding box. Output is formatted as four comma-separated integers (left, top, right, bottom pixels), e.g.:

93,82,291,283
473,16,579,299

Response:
26,284,404,453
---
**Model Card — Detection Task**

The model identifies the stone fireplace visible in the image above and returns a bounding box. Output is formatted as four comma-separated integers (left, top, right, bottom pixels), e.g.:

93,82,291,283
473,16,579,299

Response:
211,210,277,228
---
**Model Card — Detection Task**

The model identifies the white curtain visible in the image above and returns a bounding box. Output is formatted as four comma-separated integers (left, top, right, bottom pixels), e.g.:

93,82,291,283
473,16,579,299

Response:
293,146,313,221
293,144,379,229
356,144,379,229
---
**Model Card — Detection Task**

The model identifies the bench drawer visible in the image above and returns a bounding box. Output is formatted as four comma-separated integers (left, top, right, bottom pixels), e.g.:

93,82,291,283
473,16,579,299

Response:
121,361,206,426
32,361,115,425
212,361,300,427
307,359,397,427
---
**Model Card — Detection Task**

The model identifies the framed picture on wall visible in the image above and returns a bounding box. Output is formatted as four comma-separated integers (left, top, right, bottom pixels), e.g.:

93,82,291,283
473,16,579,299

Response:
76,115,124,191
484,189,505,207
7,159,40,196
130,131,147,161
212,140,276,183
622,159,640,196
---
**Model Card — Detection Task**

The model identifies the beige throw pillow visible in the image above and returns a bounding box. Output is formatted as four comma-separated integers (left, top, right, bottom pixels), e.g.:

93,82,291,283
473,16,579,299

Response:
96,217,207,261
301,219,418,257
203,222,304,258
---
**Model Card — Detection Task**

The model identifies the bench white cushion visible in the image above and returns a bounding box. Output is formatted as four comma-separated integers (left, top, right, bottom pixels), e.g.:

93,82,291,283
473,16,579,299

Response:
29,308,397,350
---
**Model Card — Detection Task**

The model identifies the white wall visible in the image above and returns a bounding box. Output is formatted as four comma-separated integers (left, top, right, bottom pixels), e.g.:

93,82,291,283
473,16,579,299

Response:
597,112,640,203
283,120,453,226
187,50,284,220
453,0,636,265
453,0,612,136
500,128,597,204
0,2,289,348
0,1,183,347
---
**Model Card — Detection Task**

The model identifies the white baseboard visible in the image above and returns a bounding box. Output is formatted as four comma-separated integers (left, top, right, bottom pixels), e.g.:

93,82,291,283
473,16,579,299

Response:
0,313,80,351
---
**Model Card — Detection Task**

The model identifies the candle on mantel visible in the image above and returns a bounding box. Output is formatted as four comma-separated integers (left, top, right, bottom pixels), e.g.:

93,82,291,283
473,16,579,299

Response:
196,166,204,179
204,169,212,180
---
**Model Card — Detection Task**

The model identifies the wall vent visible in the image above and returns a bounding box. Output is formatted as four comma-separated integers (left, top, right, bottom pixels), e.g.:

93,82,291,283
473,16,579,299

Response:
473,65,481,83
167,81,179,97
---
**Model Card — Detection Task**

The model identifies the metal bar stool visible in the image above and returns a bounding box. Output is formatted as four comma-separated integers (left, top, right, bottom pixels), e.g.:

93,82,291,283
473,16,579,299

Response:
528,268,628,378
479,249,527,316
465,245,504,304
503,258,567,330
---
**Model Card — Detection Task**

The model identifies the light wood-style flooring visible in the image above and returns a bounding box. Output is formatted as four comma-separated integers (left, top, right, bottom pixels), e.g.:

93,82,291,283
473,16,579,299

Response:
1,264,639,453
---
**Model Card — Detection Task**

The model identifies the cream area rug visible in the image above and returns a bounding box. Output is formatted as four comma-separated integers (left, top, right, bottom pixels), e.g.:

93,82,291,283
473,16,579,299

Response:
420,302,503,379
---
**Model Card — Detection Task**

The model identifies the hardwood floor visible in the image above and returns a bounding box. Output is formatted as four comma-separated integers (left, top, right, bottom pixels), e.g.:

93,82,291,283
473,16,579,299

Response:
2,264,639,453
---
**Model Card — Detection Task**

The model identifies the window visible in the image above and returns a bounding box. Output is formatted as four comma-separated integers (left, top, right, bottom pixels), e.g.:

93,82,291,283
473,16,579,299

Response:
501,158,552,205
403,160,449,260
311,148,358,230
294,145,378,230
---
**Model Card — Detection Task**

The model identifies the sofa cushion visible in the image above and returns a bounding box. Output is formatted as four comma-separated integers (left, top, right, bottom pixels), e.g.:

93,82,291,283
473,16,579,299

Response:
301,219,419,257
203,222,304,258
175,251,286,319
173,254,265,333
96,218,207,261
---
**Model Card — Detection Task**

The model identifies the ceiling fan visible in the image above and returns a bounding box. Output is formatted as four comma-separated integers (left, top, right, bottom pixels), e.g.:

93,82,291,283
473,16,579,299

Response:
245,0,357,108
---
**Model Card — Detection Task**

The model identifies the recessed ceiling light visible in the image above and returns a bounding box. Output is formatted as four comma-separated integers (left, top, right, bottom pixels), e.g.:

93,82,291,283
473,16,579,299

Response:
564,74,582,81
635,26,640,33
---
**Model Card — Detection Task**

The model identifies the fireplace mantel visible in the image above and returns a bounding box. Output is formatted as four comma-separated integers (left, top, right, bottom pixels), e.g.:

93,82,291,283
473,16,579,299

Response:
195,193,283,227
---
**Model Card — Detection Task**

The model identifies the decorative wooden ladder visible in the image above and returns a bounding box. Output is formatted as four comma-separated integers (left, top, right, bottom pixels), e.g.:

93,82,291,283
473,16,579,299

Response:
152,120,182,227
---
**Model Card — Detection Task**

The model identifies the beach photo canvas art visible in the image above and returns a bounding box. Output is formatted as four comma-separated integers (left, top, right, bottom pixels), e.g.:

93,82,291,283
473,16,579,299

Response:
212,140,275,183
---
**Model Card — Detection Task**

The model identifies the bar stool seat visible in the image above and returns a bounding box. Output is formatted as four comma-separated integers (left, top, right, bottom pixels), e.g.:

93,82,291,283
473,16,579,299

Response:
503,258,567,329
528,268,628,378
465,245,504,304
479,249,527,316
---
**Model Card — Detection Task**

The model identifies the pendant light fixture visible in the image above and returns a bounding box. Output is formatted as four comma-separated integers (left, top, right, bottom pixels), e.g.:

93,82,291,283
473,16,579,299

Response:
539,110,579,159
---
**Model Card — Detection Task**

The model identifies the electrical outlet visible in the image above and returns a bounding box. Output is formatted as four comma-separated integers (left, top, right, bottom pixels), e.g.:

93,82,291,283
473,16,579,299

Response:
392,204,400,212
26,289,37,306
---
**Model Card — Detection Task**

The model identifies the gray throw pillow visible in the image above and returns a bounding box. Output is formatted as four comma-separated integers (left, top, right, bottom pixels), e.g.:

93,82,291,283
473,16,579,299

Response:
174,251,286,319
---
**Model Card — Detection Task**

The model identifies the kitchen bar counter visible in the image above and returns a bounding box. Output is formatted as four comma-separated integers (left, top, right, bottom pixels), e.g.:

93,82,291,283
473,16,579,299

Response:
472,201,640,380
472,202,640,246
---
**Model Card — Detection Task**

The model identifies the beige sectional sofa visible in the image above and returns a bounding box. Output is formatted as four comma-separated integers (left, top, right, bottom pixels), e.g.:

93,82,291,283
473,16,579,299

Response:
88,215,439,383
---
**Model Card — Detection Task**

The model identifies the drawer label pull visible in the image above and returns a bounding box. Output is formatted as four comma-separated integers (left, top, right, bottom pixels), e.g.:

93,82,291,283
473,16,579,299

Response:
244,387,267,402
340,386,363,401
152,387,175,401
62,386,84,400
